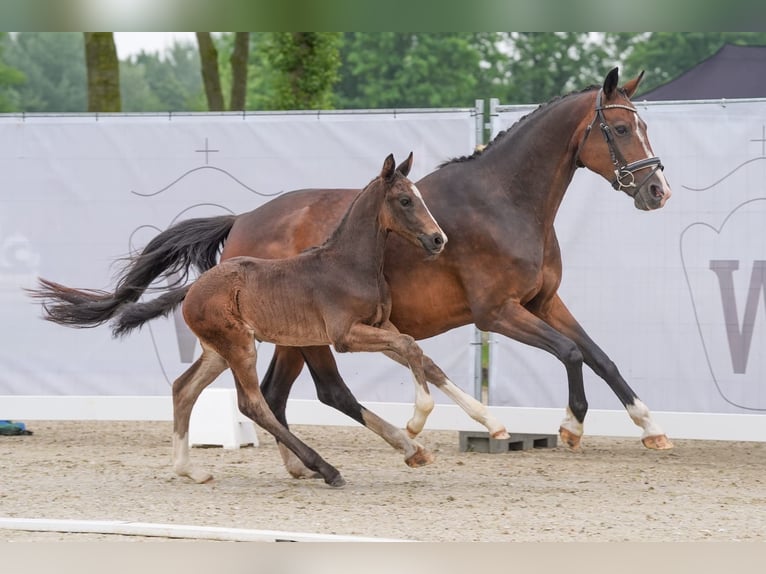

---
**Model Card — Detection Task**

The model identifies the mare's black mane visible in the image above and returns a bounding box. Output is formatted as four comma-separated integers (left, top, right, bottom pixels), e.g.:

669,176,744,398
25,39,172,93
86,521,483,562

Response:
439,84,603,168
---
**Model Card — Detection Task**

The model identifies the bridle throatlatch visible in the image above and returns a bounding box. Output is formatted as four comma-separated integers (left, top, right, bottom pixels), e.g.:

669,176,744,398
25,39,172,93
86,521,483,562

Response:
577,88,664,197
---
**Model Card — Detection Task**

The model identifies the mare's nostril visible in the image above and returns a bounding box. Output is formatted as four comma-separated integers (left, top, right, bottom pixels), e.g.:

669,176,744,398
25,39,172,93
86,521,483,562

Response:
650,184,662,199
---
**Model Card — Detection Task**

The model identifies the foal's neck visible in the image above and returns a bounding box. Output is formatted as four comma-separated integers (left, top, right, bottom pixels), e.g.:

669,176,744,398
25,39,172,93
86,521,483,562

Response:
321,180,389,273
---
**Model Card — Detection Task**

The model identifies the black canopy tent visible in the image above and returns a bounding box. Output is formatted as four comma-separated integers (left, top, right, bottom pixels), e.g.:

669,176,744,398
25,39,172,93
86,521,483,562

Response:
638,44,766,101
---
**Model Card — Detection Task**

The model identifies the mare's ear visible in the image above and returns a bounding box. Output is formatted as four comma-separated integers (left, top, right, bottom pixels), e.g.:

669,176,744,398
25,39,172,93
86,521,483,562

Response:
621,70,645,98
603,67,619,98
396,151,413,177
381,153,396,181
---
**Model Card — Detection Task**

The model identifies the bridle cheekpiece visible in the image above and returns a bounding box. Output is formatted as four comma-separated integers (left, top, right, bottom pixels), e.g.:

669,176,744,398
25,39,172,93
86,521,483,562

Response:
577,88,664,196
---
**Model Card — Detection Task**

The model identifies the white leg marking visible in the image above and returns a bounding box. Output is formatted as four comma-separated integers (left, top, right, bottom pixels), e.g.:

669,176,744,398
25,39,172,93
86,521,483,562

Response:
173,432,212,484
627,399,665,439
559,407,584,438
439,379,508,438
406,371,434,437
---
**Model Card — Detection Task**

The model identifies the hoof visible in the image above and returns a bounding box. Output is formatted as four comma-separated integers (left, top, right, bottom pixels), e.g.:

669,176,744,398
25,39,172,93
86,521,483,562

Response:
642,434,674,450
492,428,510,440
405,445,435,467
326,474,346,488
177,468,214,484
559,426,582,450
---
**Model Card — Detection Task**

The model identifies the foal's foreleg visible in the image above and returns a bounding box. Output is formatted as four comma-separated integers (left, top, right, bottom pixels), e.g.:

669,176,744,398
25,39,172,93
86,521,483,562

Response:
171,348,228,483
335,322,434,438
539,295,673,450
382,349,509,440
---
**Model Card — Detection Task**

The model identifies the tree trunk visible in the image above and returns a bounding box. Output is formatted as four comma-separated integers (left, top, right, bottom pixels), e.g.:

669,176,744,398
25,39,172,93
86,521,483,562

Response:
229,32,250,110
83,33,121,112
196,32,224,111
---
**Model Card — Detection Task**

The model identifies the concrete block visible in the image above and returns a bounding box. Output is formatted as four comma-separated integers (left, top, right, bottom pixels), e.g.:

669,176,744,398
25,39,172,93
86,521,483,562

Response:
189,388,259,449
459,430,557,453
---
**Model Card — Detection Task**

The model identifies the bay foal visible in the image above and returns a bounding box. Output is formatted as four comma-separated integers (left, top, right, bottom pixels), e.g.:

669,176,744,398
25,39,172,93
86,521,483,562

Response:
114,153,448,485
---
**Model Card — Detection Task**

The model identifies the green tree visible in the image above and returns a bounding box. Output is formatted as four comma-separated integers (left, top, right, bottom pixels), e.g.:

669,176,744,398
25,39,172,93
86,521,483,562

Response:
611,32,766,95
84,32,121,112
336,33,503,109
261,32,341,110
3,32,87,112
120,41,205,112
497,32,614,104
0,33,25,112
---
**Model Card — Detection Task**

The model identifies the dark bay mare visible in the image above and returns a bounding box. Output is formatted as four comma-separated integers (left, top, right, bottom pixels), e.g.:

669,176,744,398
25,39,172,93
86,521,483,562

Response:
109,153,452,486
31,68,673,481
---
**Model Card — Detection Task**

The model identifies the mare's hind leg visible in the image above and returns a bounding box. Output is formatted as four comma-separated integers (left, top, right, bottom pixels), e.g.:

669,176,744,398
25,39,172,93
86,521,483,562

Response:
261,346,434,476
172,348,228,483
226,341,345,487
382,349,509,440
259,346,322,480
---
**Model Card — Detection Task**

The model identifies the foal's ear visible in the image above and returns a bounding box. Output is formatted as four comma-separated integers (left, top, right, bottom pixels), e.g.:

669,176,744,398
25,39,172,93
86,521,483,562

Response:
396,151,414,177
621,70,645,98
603,67,619,98
381,153,396,181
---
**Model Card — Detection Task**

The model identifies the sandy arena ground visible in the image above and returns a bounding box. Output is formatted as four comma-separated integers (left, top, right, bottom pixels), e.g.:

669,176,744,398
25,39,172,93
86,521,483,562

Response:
1,420,764,542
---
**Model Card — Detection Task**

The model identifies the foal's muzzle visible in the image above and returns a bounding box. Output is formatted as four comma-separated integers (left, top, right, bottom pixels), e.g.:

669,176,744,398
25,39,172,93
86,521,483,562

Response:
419,231,448,256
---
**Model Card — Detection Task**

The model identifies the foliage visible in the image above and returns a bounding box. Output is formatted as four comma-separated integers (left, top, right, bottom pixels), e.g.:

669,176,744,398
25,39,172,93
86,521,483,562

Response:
0,33,24,112
609,32,766,95
336,33,503,109
4,32,766,115
2,32,86,112
263,32,342,110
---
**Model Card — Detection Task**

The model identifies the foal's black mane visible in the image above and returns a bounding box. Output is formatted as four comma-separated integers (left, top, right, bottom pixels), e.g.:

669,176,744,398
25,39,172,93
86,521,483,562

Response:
439,83,604,168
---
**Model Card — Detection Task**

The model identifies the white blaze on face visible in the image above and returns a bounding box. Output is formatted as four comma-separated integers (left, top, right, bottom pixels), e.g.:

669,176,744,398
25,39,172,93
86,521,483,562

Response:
634,114,672,202
410,183,448,245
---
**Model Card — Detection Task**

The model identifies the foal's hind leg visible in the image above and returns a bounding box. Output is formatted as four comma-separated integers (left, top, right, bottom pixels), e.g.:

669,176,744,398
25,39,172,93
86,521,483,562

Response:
261,346,434,476
226,341,345,487
171,348,228,483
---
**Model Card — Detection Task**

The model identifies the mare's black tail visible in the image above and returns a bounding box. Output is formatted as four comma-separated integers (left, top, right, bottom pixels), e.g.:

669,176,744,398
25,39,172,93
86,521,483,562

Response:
111,285,191,338
27,215,236,328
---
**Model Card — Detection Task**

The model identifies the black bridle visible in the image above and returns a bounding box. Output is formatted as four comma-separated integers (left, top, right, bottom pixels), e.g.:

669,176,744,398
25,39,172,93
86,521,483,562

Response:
577,88,664,196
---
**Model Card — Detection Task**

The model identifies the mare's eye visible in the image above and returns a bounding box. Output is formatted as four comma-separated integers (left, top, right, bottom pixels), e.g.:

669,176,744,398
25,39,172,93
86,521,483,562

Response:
399,197,412,207
615,124,629,136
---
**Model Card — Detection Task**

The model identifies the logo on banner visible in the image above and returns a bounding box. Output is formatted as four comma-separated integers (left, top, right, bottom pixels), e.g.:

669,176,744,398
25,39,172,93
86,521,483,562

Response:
680,127,766,411
129,137,282,385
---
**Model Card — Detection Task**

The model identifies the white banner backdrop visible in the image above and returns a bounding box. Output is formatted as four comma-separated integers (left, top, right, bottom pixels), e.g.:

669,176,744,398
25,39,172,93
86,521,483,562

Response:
489,98,766,417
0,110,478,408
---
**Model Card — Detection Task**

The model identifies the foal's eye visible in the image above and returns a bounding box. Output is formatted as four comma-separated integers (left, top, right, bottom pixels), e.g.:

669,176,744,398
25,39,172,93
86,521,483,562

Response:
615,124,629,136
399,197,412,207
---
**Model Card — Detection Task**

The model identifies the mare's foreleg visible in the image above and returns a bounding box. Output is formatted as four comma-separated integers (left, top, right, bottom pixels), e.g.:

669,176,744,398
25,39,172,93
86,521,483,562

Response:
172,348,228,483
538,295,672,450
479,299,589,447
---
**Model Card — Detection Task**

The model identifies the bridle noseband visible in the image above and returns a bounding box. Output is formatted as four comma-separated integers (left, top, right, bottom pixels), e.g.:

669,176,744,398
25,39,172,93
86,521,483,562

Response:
577,88,664,196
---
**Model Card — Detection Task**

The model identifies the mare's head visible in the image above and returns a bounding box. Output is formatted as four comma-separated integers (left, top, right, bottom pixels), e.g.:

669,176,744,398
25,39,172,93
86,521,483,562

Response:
575,67,672,211
376,152,447,256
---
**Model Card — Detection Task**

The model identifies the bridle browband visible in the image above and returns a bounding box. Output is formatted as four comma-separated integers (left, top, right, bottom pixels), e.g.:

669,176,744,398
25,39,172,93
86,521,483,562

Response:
576,88,664,196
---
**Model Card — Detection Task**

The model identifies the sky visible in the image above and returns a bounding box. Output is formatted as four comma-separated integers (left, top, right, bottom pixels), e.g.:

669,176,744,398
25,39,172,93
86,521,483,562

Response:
113,32,196,59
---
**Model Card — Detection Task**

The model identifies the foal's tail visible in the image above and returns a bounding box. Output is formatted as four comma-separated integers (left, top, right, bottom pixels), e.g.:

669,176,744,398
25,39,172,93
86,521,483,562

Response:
111,285,191,338
27,215,236,328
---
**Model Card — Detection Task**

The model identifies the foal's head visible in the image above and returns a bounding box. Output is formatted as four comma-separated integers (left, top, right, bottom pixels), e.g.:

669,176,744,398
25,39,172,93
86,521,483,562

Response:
575,67,672,211
377,153,447,256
